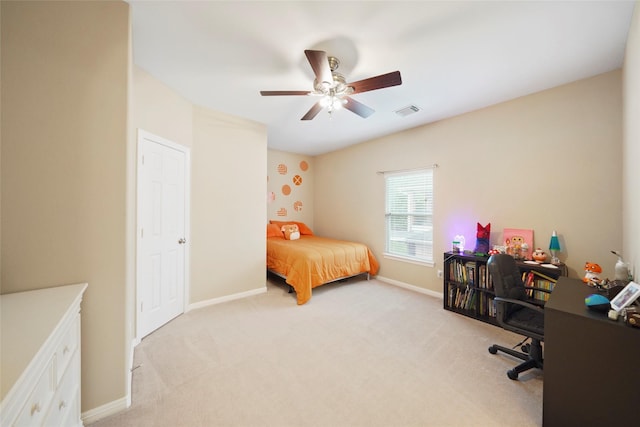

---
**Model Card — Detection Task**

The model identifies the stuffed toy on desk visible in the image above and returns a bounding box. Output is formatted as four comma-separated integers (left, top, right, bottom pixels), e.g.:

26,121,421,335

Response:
583,262,602,285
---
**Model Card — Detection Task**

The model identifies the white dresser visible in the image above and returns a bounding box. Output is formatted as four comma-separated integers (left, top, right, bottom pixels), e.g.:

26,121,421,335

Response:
1,283,88,427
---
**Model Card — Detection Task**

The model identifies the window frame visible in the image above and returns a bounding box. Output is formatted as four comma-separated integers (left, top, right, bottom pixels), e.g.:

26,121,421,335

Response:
383,168,434,267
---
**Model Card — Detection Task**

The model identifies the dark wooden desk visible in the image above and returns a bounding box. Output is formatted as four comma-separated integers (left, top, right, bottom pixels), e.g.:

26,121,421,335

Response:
544,277,640,426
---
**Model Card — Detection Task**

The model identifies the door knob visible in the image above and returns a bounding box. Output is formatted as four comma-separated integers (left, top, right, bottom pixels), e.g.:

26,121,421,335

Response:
178,238,186,244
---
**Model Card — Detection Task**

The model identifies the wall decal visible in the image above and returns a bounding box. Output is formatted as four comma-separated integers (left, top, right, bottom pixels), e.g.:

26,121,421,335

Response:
268,151,311,222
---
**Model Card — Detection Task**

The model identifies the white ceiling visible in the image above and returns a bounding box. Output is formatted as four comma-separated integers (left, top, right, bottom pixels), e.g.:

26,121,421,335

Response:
129,1,635,156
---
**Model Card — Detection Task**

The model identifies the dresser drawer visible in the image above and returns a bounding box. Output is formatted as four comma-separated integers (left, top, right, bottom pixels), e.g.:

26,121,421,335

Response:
43,351,80,427
55,314,79,385
12,357,55,427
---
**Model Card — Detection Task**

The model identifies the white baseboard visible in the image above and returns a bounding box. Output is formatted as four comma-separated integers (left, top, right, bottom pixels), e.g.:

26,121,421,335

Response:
82,396,129,425
376,276,443,299
127,337,139,407
186,286,267,312
86,338,137,424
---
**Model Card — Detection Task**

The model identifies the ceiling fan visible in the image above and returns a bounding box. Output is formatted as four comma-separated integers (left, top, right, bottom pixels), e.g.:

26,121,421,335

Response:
260,49,402,120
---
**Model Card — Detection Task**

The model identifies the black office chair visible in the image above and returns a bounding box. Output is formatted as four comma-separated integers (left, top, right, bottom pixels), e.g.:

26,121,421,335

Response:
487,254,550,380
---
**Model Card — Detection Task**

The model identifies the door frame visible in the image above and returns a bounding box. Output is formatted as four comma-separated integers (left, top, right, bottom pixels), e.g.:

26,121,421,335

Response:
135,129,191,342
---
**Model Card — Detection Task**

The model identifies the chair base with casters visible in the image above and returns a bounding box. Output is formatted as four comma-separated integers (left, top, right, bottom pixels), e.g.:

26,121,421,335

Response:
488,337,543,380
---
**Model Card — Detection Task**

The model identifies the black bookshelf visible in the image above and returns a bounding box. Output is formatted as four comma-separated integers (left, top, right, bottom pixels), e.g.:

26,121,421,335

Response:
443,252,564,326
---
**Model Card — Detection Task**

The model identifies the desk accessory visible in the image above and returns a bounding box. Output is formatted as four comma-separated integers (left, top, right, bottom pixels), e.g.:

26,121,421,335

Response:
625,311,640,328
504,228,533,260
611,250,630,281
584,294,610,312
583,262,603,285
549,230,561,264
532,248,547,262
452,235,465,253
473,222,490,255
610,281,640,312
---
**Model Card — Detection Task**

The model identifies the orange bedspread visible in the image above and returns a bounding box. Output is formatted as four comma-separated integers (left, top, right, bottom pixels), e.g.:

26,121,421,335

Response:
266,235,379,305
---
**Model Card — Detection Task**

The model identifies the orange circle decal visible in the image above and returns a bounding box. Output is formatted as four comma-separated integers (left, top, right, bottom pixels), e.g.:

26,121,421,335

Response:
300,161,309,171
293,175,302,186
282,185,291,195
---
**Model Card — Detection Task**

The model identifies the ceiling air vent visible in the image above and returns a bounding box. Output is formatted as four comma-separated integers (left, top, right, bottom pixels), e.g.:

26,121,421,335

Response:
395,105,420,117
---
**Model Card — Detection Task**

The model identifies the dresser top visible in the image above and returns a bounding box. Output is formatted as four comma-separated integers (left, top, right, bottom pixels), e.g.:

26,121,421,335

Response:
1,283,88,400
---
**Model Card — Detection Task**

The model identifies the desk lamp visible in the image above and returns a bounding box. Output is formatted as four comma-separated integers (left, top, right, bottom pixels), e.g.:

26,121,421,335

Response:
549,231,561,265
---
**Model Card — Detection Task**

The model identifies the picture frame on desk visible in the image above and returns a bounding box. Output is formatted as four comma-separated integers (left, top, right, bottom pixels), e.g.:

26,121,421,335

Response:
610,281,640,312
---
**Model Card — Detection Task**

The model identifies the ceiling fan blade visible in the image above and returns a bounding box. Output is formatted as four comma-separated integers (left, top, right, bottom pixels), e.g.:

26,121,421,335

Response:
260,90,310,96
301,102,324,121
343,96,375,118
304,50,333,86
348,71,402,94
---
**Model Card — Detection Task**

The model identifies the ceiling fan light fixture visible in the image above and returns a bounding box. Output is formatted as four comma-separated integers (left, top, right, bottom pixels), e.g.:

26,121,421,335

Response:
320,95,345,112
319,96,331,108
314,79,331,92
260,49,402,120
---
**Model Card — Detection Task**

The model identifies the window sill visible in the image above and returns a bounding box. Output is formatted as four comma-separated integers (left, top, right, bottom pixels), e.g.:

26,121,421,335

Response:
383,253,435,267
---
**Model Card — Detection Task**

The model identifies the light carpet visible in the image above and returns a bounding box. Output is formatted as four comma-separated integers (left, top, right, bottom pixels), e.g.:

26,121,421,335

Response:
88,276,543,427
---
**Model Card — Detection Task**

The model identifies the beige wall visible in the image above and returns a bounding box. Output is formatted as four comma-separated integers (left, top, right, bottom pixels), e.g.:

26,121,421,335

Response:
623,2,640,280
133,66,193,149
133,66,267,302
1,0,129,412
315,71,623,292
191,107,267,302
267,149,314,227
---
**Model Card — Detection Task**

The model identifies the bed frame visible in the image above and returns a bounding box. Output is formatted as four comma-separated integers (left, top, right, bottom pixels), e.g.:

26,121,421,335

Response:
267,269,370,294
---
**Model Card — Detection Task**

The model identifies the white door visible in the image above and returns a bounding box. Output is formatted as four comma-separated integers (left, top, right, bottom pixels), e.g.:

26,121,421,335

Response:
137,130,189,339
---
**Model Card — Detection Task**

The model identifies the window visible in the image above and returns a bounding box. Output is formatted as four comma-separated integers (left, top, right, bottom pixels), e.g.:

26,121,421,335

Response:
385,169,433,264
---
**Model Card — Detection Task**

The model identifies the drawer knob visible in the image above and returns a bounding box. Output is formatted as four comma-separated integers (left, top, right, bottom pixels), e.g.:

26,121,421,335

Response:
59,400,67,410
30,402,41,416
63,345,70,354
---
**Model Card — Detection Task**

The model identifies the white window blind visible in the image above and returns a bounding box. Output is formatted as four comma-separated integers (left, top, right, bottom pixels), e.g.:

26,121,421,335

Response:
385,169,433,263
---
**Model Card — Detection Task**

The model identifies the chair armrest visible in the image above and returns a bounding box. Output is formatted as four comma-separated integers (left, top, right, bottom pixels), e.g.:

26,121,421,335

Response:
523,286,551,307
494,297,545,313
524,286,552,294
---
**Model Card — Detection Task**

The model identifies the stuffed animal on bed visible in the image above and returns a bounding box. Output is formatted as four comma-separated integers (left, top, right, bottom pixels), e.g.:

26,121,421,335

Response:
474,222,491,254
281,224,300,240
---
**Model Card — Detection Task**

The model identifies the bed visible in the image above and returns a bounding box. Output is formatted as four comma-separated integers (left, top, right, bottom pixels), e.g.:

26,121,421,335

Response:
266,222,379,305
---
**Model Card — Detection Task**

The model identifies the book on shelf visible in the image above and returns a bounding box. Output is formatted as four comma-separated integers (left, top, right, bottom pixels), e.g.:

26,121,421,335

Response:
447,258,483,287
478,293,496,317
448,284,456,307
448,285,478,311
522,269,557,301
465,262,476,287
